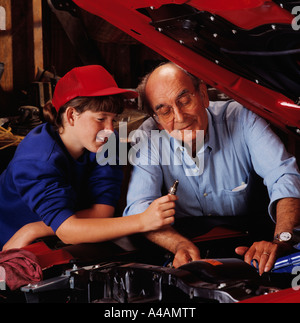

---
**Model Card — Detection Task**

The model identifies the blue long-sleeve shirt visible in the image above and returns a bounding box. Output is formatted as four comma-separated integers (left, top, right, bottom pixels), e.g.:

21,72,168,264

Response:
0,123,123,248
124,101,300,220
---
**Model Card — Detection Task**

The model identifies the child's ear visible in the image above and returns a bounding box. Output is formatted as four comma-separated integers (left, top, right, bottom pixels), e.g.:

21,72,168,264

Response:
65,106,77,126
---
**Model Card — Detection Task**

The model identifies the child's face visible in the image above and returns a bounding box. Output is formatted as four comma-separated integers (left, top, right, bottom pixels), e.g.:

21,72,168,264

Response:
73,110,117,154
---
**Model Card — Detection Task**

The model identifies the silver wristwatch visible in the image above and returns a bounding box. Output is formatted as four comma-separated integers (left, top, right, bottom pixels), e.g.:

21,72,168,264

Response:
274,232,293,243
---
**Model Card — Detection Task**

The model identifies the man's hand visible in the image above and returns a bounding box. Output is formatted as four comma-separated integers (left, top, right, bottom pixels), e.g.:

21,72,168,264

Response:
235,198,300,275
173,240,201,268
235,240,293,275
144,225,201,268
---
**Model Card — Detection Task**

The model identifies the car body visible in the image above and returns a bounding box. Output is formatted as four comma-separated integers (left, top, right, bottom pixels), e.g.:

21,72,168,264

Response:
2,0,300,303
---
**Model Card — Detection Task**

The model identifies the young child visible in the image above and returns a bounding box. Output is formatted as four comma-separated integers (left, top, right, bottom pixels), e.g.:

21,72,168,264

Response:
0,65,177,250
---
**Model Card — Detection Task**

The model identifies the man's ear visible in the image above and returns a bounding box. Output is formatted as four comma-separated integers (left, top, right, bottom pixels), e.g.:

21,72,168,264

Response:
65,106,76,126
199,82,209,108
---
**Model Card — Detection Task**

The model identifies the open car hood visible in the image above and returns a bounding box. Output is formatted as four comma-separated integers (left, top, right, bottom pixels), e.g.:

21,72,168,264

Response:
72,0,300,137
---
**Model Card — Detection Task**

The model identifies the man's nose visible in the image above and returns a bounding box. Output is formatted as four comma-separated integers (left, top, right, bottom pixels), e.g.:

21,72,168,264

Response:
173,106,185,122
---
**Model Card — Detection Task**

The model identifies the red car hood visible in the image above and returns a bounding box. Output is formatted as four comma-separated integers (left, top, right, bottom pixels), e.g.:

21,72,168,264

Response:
73,0,300,136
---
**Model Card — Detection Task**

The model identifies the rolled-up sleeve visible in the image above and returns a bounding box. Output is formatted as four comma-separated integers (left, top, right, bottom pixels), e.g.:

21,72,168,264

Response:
242,109,300,219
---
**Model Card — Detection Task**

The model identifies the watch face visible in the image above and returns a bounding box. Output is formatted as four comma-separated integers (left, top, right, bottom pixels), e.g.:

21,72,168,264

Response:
279,232,292,241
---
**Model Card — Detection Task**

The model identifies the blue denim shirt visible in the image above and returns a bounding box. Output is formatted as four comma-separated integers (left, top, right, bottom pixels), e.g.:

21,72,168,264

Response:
123,101,300,220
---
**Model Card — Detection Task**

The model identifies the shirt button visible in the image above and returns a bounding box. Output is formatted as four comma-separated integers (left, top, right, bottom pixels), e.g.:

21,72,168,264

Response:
203,193,208,197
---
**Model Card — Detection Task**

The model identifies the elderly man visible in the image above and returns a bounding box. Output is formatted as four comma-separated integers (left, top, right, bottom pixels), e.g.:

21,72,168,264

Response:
124,62,300,275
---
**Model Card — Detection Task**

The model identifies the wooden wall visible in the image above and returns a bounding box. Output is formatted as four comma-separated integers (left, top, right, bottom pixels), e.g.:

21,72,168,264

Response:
0,0,43,116
41,2,163,88
0,0,163,116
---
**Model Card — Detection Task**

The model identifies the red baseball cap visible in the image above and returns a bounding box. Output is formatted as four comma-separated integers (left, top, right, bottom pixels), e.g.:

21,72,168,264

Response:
52,65,138,111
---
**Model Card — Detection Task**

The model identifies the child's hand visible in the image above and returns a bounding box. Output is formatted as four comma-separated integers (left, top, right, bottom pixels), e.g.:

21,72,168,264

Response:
139,194,178,232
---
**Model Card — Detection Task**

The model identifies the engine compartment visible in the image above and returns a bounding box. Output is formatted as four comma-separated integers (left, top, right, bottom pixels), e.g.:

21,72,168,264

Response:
1,224,300,303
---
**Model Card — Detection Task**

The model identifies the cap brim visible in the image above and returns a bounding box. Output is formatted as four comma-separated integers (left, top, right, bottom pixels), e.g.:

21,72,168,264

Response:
87,87,138,99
